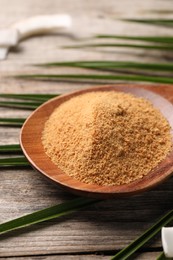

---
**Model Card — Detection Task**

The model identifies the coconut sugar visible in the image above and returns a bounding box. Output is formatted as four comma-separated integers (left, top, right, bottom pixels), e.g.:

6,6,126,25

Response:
42,91,172,186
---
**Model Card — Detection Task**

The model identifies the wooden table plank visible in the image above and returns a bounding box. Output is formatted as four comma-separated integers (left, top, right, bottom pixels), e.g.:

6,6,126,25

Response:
1,166,173,256
0,252,163,260
1,0,173,258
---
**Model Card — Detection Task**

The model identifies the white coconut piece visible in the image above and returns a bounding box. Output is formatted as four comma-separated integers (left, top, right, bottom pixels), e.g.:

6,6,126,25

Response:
162,227,173,258
0,14,72,60
0,28,19,47
0,47,9,60
12,14,72,40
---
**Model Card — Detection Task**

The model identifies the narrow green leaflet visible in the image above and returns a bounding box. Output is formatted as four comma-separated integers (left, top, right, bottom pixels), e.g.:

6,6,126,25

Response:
0,93,57,102
17,74,173,84
95,35,173,44
157,252,169,260
123,19,173,27
0,101,42,110
0,144,22,153
0,197,99,235
63,43,173,51
111,209,173,260
37,60,173,72
147,10,173,15
0,118,25,126
0,157,30,167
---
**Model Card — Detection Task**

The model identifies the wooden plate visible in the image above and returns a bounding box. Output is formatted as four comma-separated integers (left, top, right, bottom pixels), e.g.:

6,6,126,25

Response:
20,85,173,199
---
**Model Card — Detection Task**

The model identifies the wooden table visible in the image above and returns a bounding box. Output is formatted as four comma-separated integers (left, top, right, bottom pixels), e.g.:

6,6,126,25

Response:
1,0,173,259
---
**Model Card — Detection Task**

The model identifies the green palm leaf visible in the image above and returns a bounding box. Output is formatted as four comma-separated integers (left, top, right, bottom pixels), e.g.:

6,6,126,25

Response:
0,101,42,110
37,60,173,72
157,252,169,260
63,43,173,51
123,19,173,27
95,35,173,44
0,197,99,235
0,93,57,101
0,118,25,126
0,157,30,167
17,74,173,84
0,144,22,153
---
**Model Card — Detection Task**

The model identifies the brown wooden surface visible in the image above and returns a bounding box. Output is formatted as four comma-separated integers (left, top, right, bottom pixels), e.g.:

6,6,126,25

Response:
1,0,173,259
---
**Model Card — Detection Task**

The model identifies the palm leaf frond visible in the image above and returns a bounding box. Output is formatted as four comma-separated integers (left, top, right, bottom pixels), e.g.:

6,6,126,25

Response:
0,118,25,126
0,157,29,167
0,197,99,235
0,93,57,102
37,61,173,72
123,19,173,27
0,101,42,110
0,144,22,153
63,43,173,51
17,74,173,84
157,252,168,260
95,35,173,44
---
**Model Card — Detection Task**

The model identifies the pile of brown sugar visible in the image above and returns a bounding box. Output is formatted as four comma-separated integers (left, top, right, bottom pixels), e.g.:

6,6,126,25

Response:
42,91,172,186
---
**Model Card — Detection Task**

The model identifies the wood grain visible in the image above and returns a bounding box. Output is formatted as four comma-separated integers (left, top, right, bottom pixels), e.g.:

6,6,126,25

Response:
1,0,173,258
0,252,162,260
